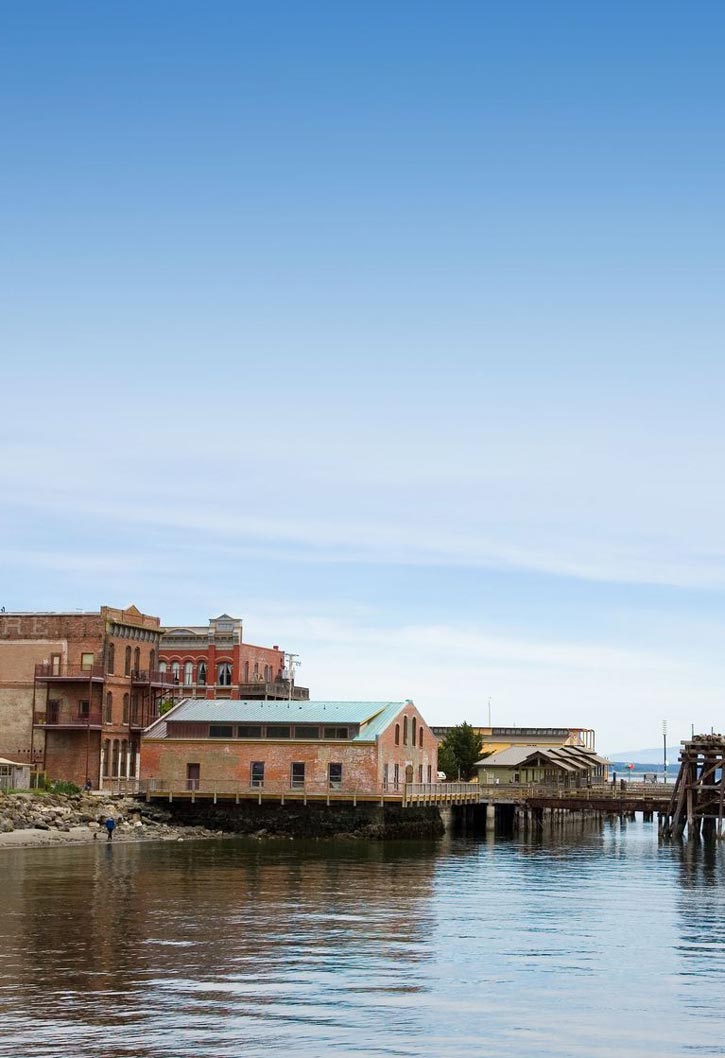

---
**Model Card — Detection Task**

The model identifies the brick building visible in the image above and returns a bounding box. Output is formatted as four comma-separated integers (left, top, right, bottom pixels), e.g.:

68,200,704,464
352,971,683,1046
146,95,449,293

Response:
0,606,172,787
141,699,438,794
159,614,309,701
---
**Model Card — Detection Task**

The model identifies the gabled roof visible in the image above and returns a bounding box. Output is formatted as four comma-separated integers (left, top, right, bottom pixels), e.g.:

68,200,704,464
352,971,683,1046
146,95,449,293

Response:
475,744,606,771
145,699,408,742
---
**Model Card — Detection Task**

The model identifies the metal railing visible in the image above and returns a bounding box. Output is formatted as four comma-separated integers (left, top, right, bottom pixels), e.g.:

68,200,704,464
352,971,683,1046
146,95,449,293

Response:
34,662,106,680
33,707,103,727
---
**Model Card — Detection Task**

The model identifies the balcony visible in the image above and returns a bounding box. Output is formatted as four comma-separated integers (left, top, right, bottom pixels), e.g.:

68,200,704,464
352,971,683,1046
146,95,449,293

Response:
34,704,103,729
35,662,106,682
131,669,177,688
237,681,310,701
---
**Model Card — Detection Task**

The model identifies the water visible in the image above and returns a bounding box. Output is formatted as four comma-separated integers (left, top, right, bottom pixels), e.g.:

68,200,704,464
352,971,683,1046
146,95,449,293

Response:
1,821,724,1058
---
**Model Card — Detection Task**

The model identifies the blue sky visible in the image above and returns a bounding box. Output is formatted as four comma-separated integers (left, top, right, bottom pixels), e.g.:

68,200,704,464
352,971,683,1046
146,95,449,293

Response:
2,2,725,751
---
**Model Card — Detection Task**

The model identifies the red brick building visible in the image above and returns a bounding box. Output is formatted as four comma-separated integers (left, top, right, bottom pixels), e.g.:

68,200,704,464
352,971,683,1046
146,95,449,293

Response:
159,614,308,701
0,606,172,787
141,699,438,794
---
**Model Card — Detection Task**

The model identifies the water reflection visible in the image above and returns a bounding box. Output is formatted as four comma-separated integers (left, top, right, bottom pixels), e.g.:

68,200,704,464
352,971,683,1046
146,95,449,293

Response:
1,824,724,1057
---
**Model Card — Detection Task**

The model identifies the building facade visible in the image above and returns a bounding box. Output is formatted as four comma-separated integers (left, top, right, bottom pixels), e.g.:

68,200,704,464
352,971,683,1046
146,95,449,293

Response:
141,699,438,794
0,606,172,787
431,725,597,754
159,614,309,701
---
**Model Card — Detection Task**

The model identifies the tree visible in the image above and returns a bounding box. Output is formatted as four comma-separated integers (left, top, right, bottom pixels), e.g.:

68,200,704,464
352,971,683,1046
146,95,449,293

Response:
438,723,484,780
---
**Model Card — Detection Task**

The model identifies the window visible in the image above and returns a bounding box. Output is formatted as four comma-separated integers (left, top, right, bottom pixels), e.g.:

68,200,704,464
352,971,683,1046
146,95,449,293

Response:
149,648,156,672
412,717,417,746
81,653,94,671
105,692,113,724
122,693,130,724
106,643,115,674
295,726,319,739
237,725,263,738
171,661,180,682
383,763,389,789
159,660,167,674
125,646,132,675
209,725,234,738
268,725,291,738
103,739,111,777
427,765,432,783
323,727,348,739
395,723,400,746
133,647,140,673
217,662,232,686
419,728,423,749
328,763,342,789
244,661,249,682
197,661,206,686
50,654,61,676
187,763,200,791
393,763,400,790
290,762,305,789
183,661,193,685
418,764,423,783
78,700,90,718
403,716,408,745
250,761,265,788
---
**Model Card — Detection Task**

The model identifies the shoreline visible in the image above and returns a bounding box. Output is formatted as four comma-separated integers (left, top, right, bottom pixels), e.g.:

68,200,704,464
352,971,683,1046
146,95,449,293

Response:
0,790,220,851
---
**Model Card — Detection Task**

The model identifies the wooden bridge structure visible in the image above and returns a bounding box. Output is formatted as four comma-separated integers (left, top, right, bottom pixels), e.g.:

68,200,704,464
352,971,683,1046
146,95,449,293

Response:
660,734,725,840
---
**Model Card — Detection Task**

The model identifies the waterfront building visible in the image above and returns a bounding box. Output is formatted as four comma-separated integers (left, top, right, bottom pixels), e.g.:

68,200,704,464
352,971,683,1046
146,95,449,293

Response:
474,744,608,786
0,757,31,790
141,699,438,794
0,606,172,787
431,725,597,753
159,614,309,701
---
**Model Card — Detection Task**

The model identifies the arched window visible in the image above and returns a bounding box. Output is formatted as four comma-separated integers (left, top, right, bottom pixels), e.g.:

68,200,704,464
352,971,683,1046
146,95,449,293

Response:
103,739,111,777
197,661,206,686
122,693,130,724
412,717,417,746
120,740,128,778
183,661,193,685
244,661,249,682
149,648,156,672
124,646,132,675
105,692,113,724
403,716,408,746
395,723,400,746
419,728,423,749
106,643,115,674
159,660,167,673
171,661,180,683
217,662,232,686
133,646,140,673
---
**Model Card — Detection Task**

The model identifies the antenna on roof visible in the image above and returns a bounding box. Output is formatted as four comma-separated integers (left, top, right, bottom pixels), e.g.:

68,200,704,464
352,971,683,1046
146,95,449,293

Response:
283,652,300,703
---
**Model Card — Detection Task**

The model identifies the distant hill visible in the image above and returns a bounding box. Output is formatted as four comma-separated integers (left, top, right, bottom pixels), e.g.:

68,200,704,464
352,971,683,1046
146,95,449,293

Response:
607,746,680,765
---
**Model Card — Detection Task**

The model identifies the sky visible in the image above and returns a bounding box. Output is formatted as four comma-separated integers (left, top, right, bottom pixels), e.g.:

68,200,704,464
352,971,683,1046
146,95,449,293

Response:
1,2,724,753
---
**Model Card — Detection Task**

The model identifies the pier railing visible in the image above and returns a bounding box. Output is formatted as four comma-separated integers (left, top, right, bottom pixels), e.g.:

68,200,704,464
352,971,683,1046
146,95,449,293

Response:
98,778,673,808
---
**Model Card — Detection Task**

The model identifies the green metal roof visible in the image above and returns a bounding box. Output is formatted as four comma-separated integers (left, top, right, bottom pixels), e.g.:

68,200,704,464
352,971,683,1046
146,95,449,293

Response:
156,698,406,741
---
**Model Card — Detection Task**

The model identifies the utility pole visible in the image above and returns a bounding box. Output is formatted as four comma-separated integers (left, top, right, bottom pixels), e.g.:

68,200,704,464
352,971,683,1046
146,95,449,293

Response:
663,719,668,783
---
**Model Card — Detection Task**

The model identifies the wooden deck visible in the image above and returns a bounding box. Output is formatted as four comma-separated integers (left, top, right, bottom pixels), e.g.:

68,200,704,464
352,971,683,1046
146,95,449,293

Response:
116,778,672,813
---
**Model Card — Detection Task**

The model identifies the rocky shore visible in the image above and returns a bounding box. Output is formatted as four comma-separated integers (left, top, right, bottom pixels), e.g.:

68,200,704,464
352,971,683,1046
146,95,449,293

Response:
0,791,221,849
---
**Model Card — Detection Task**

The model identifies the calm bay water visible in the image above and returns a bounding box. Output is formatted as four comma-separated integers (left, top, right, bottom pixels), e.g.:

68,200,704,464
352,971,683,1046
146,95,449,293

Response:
1,821,724,1058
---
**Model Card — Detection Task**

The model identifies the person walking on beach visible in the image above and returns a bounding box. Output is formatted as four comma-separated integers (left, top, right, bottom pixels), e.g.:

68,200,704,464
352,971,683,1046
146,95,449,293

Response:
104,816,116,842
